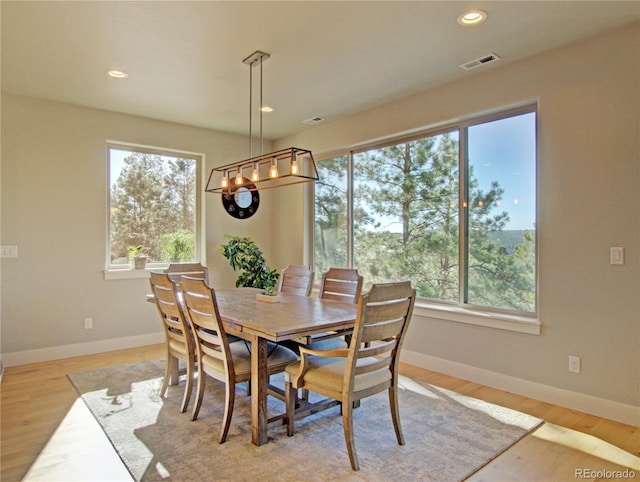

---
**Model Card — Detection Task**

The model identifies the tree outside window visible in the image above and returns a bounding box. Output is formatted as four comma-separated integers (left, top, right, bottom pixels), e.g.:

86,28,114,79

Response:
108,145,200,267
313,107,536,314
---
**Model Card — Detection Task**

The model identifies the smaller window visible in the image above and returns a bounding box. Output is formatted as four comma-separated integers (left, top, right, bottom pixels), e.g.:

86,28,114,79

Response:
107,142,202,270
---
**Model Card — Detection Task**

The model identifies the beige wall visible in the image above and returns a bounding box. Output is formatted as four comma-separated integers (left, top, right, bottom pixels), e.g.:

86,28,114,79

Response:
1,22,637,418
277,23,640,410
0,95,281,356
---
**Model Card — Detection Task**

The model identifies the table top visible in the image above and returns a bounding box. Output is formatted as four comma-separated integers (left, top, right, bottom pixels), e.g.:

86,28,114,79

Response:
214,288,358,342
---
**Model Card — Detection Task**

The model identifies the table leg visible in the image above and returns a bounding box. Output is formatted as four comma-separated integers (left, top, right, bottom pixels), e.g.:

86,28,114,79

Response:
250,335,268,445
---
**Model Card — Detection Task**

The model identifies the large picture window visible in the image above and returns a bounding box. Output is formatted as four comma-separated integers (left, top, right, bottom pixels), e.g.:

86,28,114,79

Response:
314,105,536,314
107,142,202,270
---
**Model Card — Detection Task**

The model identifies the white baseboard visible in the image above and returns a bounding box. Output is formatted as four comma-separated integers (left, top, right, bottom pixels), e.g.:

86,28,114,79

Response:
2,332,165,367
4,338,637,426
401,349,639,427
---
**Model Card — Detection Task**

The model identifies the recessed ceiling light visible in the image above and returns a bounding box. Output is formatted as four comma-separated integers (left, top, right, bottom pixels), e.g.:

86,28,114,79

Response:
260,105,273,113
458,10,487,26
106,69,129,79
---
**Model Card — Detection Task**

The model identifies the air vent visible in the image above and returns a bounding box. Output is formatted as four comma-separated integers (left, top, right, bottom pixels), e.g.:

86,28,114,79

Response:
302,116,325,125
459,53,501,71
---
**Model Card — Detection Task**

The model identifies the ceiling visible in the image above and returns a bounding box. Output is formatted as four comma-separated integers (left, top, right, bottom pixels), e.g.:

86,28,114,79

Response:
2,1,638,140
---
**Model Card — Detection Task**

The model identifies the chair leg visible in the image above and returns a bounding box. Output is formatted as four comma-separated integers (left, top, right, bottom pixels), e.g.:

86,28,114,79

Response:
190,366,206,421
388,385,405,445
160,353,172,398
342,398,360,471
167,354,180,386
180,356,194,413
219,378,235,443
285,380,297,436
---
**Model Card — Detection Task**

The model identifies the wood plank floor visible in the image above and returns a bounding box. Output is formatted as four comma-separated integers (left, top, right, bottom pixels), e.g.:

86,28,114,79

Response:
1,344,638,481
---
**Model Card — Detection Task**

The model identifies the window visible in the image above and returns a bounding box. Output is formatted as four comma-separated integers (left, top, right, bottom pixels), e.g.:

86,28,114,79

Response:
313,105,536,315
107,142,202,270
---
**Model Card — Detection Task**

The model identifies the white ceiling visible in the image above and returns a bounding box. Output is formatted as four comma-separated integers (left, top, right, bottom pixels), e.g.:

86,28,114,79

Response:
2,1,639,140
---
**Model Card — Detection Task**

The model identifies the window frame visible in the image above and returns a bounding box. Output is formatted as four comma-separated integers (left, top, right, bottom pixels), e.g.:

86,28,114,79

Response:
311,103,540,333
104,140,205,279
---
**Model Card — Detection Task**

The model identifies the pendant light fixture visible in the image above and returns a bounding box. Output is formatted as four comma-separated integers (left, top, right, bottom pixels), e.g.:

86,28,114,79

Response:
205,50,319,195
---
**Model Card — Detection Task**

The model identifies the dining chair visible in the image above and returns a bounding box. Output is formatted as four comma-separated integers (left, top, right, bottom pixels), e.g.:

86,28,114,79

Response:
284,280,416,471
293,268,364,402
165,262,209,284
149,271,196,413
179,276,299,443
277,264,314,296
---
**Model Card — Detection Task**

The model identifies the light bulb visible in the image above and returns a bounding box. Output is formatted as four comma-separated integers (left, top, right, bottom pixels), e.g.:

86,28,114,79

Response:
251,163,259,182
291,158,299,175
220,172,229,189
235,167,243,185
270,159,278,178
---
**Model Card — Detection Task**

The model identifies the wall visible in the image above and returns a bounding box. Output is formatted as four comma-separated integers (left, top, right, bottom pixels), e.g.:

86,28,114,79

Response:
276,23,640,421
2,23,637,424
0,94,278,360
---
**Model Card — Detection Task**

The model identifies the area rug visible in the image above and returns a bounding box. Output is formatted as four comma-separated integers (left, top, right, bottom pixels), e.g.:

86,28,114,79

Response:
68,360,542,481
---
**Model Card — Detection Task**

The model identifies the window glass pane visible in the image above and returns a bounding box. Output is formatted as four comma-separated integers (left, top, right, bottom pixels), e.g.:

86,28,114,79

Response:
353,132,460,301
313,155,348,273
109,147,198,266
467,112,536,311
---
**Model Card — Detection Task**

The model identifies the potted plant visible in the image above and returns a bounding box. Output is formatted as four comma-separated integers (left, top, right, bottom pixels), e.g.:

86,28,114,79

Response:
128,245,148,270
219,235,280,301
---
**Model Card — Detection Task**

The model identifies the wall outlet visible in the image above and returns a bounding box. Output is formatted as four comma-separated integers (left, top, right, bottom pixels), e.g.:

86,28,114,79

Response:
568,355,581,374
84,317,93,330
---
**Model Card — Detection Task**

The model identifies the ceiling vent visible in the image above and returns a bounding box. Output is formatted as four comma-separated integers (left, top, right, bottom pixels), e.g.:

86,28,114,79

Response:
459,53,501,71
302,116,325,125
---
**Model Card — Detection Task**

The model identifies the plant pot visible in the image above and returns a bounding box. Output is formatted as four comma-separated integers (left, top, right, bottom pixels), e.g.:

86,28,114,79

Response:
132,256,148,270
256,292,281,303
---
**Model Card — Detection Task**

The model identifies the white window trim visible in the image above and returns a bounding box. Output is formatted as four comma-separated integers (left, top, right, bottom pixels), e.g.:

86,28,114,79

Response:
309,103,540,335
413,301,541,335
104,140,206,279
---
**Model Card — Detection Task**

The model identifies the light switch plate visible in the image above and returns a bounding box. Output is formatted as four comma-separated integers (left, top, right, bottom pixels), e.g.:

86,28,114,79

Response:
0,246,18,258
610,247,624,265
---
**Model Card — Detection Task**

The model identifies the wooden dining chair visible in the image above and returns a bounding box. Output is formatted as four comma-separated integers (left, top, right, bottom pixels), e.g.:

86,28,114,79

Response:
149,271,196,413
277,264,314,296
165,262,209,284
179,276,299,443
284,280,416,471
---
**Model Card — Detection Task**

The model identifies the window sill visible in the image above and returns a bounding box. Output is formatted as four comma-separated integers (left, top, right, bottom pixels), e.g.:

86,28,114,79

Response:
413,302,541,335
103,268,152,280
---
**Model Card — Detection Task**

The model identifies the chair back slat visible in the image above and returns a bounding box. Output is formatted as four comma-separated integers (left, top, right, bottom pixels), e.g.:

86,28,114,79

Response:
166,263,209,284
278,265,314,296
361,317,406,343
319,268,363,304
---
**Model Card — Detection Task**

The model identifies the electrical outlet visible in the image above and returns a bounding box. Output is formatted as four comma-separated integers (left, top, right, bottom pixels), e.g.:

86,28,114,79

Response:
84,317,93,330
568,355,581,374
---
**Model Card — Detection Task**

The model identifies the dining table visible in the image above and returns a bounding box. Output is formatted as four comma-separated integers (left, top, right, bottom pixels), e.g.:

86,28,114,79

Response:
214,288,358,446
149,286,358,446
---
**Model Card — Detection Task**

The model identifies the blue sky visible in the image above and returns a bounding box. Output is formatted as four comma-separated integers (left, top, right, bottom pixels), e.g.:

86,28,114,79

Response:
469,112,536,230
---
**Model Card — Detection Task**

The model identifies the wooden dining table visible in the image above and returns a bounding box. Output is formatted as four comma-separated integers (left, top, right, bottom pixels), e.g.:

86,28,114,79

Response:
203,288,358,446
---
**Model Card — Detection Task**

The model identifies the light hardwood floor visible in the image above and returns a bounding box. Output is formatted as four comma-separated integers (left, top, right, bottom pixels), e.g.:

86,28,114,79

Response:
1,344,638,481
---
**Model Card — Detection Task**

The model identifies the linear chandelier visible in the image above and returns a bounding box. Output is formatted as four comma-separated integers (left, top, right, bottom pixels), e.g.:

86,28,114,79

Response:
205,50,319,195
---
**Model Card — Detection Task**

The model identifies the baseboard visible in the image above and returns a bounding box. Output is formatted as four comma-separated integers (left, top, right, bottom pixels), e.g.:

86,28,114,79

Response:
401,349,639,427
2,332,165,367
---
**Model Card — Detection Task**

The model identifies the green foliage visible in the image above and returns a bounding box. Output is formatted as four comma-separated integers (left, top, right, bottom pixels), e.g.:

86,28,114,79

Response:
110,152,196,263
219,235,280,293
127,245,145,258
314,131,536,313
158,230,195,262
